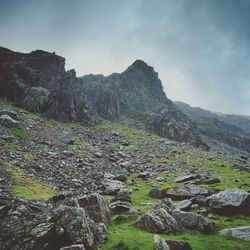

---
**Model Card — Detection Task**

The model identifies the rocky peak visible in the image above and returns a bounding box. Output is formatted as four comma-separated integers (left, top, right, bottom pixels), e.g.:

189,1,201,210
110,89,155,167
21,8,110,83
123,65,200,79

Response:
23,49,66,75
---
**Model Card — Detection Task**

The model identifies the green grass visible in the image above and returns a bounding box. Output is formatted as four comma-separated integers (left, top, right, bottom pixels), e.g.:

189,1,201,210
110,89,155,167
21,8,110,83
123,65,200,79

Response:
101,214,250,250
11,168,55,200
3,142,17,152
10,126,29,140
128,176,180,213
102,154,250,250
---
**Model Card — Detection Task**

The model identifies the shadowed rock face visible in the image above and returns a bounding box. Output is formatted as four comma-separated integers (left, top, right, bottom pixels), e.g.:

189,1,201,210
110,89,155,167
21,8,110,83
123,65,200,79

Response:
0,47,97,124
0,46,205,146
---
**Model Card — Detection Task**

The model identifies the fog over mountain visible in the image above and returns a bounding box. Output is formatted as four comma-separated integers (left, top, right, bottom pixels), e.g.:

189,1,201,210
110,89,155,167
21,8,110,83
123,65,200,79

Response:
0,0,250,115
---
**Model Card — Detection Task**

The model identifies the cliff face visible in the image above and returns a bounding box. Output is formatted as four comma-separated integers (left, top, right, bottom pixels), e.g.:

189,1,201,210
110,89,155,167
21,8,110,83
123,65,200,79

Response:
0,46,204,147
0,47,97,123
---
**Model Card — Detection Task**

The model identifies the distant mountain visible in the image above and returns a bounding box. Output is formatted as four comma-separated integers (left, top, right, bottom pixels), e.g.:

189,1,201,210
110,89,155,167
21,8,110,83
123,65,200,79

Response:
175,101,250,152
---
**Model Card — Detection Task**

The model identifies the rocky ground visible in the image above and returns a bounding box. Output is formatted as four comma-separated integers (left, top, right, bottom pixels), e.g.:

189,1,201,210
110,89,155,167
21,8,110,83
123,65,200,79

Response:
1,100,250,250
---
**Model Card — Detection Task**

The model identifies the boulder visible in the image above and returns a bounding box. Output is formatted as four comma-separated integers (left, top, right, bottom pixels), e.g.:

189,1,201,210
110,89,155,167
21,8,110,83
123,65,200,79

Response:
78,193,111,225
110,200,138,215
163,185,213,200
154,198,174,214
207,189,250,215
0,114,19,127
175,199,193,211
219,226,250,241
135,208,179,234
53,205,94,248
175,175,197,183
172,210,213,233
149,188,164,199
0,109,18,119
101,179,125,195
137,171,151,180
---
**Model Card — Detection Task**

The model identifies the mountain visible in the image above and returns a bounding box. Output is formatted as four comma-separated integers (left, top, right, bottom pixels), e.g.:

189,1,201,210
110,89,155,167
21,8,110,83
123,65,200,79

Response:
0,47,204,147
175,101,250,152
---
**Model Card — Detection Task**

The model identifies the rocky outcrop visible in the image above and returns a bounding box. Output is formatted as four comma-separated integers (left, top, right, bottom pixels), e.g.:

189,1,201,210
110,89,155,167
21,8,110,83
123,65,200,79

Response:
207,189,250,215
0,46,207,147
22,87,51,112
171,210,213,233
78,193,111,225
0,193,110,250
0,114,19,127
135,208,180,234
0,47,97,124
146,108,207,148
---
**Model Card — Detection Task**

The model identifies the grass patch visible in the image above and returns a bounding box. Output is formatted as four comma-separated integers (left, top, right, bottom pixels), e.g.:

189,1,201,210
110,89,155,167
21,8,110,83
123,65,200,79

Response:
10,126,29,140
11,168,55,200
3,142,17,152
102,214,250,250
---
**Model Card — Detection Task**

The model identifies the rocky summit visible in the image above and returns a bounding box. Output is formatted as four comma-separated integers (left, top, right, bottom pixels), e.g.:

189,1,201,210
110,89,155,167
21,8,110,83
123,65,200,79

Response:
0,47,250,250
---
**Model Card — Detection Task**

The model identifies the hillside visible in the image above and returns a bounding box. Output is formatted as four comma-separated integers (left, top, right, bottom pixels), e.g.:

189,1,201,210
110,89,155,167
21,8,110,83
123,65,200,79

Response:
175,101,250,152
0,101,250,250
1,47,250,250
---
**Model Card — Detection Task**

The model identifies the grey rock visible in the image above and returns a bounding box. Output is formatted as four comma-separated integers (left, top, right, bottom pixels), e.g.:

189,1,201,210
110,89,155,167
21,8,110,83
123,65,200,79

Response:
93,223,108,243
207,189,250,215
155,198,174,214
110,200,138,215
148,188,164,199
53,205,94,248
163,185,213,200
0,114,19,128
194,195,208,207
60,245,85,250
154,235,169,250
175,199,193,211
113,173,127,182
155,176,166,182
23,87,51,112
63,150,75,157
137,171,151,180
101,179,125,195
0,109,18,119
219,226,250,241
175,175,197,183
78,193,111,225
30,222,54,239
135,208,179,234
172,210,213,233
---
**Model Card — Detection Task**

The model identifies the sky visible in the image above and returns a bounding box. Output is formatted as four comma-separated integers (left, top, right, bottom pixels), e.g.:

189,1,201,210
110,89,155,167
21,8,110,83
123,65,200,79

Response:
0,0,250,115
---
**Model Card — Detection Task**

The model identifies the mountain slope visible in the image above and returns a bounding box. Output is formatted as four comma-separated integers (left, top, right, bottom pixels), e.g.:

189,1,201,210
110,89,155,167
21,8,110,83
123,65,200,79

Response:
175,101,250,152
0,46,203,147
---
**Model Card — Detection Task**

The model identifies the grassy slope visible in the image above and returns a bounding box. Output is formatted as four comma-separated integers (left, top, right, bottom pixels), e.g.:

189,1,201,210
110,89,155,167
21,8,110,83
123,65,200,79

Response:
1,100,250,249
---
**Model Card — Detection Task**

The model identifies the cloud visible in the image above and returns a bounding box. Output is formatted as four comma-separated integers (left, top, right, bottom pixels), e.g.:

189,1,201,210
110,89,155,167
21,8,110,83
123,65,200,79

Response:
0,0,249,115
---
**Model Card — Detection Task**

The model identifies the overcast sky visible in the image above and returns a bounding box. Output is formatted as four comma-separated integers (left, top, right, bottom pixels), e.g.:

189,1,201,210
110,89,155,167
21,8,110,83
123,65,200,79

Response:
1,0,250,115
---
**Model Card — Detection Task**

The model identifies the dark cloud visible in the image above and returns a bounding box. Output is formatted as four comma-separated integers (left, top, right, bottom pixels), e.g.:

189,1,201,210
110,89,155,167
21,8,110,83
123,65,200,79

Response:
0,0,249,115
